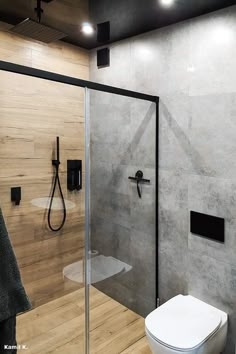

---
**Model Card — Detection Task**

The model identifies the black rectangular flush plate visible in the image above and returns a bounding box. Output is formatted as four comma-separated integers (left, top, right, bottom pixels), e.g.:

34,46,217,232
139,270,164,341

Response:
190,211,225,243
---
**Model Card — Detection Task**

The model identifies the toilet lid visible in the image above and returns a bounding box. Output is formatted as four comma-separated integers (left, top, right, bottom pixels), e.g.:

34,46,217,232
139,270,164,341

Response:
145,295,222,351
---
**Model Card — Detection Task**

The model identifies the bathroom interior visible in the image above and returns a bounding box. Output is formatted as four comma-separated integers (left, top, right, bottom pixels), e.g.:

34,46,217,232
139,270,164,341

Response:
0,0,235,353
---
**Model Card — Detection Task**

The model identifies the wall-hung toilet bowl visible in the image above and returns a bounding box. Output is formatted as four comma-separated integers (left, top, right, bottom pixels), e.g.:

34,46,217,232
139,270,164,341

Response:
145,295,228,354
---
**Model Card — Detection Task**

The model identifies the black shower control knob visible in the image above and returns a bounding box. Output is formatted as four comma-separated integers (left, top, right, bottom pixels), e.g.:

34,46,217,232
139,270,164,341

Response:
135,170,143,179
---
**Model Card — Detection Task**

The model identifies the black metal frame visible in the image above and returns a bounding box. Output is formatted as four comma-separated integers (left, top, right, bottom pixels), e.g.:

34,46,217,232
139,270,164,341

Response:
0,59,159,307
0,60,158,103
155,101,159,307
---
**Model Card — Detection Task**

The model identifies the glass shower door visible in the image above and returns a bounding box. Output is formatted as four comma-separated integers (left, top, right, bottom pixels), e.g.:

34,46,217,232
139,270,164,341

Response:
85,89,157,354
0,69,86,354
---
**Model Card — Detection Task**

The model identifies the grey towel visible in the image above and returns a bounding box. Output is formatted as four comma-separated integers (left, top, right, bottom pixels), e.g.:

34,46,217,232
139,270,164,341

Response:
0,208,31,322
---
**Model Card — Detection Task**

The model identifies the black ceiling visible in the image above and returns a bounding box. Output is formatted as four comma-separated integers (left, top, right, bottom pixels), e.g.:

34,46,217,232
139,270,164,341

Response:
0,0,235,49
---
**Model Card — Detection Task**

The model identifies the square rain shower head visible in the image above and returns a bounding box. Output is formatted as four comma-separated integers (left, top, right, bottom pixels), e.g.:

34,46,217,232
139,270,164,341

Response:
10,18,67,43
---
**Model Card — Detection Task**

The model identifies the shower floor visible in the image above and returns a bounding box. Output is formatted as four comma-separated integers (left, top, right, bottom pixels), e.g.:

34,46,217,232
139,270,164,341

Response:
17,287,151,354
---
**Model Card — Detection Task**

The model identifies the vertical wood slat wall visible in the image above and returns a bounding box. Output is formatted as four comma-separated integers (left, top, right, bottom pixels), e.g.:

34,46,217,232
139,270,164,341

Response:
0,31,89,307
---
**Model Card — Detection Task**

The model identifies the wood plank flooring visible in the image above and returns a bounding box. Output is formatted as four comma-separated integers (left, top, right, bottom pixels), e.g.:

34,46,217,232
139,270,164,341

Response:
17,287,152,354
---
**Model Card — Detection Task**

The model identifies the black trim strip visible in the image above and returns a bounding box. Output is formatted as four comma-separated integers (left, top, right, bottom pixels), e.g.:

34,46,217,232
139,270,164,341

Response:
0,60,158,103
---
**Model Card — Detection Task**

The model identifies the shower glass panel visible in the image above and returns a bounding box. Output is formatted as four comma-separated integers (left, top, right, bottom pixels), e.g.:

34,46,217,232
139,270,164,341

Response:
0,70,86,353
86,89,157,353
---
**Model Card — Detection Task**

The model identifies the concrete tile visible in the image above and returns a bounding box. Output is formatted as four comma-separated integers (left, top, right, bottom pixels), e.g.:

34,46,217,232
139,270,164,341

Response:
189,7,236,96
159,246,188,305
187,251,236,312
189,93,236,177
159,207,188,252
91,191,131,228
130,101,156,168
90,142,133,165
159,99,193,173
159,170,188,211
188,174,236,221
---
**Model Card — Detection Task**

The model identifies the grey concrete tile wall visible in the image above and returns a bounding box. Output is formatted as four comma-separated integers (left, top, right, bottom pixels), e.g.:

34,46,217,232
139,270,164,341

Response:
90,5,236,352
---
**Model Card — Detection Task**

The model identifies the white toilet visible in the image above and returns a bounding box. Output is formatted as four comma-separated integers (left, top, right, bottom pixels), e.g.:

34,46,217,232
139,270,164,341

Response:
145,295,228,354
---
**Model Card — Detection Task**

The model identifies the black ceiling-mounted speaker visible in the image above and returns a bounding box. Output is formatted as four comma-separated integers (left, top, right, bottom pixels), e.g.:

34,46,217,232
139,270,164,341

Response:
97,21,110,43
97,48,110,68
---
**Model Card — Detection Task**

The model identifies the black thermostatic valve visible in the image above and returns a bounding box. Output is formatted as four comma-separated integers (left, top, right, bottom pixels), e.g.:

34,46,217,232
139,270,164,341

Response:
11,187,21,206
190,211,225,243
67,160,82,191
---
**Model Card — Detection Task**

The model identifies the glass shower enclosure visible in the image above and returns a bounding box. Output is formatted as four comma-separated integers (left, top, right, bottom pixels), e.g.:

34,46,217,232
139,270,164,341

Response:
0,60,158,354
86,89,157,353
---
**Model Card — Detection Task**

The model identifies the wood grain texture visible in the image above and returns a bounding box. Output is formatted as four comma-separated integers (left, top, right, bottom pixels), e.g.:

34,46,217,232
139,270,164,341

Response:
0,30,89,307
17,287,152,354
0,31,89,78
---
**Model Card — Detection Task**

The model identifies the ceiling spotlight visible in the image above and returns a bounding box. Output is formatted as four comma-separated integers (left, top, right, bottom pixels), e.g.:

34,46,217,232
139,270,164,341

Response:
81,22,94,35
160,0,175,7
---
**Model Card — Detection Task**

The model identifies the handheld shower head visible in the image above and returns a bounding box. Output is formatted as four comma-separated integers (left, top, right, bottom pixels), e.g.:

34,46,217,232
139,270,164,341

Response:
48,136,66,232
52,136,60,166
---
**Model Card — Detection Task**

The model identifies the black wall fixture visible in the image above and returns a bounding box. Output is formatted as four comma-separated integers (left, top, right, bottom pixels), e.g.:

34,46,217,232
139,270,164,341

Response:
11,187,21,206
97,48,110,68
190,211,225,243
67,160,82,191
129,170,150,199
97,21,110,42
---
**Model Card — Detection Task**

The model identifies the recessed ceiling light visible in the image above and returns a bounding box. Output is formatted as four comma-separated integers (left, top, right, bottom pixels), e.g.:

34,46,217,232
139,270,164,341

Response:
81,22,94,35
160,0,175,7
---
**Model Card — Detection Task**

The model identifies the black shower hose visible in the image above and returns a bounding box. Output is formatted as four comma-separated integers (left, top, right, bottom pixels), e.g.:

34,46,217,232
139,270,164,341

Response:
47,163,66,232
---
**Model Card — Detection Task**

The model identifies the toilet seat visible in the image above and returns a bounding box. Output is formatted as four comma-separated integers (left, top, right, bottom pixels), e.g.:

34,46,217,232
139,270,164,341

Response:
145,327,192,352
145,295,222,351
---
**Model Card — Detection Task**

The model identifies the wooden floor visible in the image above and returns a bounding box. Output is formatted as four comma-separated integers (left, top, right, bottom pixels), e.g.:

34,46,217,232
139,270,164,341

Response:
17,287,152,354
